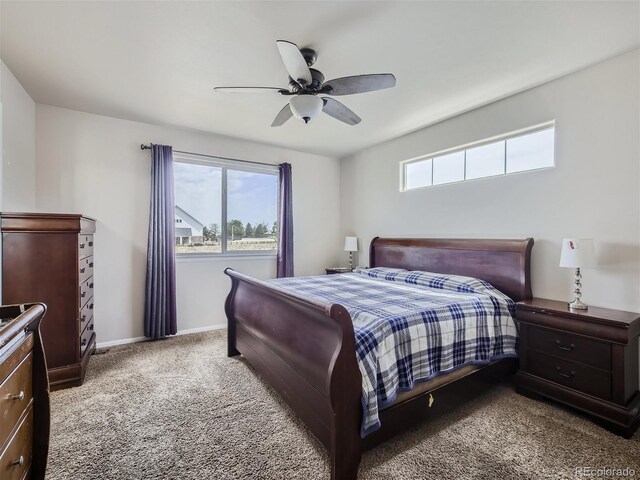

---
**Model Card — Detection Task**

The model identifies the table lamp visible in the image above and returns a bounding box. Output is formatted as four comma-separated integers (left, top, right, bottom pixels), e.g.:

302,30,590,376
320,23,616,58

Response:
559,238,596,310
344,236,358,271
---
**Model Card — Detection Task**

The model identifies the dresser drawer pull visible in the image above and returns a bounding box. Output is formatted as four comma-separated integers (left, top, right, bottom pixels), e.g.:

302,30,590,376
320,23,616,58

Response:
80,267,86,273
89,283,94,289
89,304,94,310
555,340,575,352
81,314,86,322
12,456,24,467
12,391,25,401
555,366,575,379
89,241,94,247
80,243,86,249
89,324,94,331
81,338,87,347
89,262,94,268
81,292,86,298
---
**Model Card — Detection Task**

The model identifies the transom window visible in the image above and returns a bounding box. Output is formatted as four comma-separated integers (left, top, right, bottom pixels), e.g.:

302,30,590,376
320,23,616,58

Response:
173,153,279,256
401,122,555,191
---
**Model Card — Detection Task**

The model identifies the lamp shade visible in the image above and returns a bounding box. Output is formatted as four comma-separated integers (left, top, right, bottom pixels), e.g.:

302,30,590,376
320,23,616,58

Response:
344,236,358,252
289,95,323,123
559,238,596,268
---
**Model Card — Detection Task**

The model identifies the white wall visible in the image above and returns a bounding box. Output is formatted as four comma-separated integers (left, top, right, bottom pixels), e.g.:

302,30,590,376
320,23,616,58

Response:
35,105,341,344
340,50,640,313
1,61,36,211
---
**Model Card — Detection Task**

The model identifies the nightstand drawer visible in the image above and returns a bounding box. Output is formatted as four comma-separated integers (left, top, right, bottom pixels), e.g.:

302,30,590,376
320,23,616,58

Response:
527,325,611,371
525,351,611,400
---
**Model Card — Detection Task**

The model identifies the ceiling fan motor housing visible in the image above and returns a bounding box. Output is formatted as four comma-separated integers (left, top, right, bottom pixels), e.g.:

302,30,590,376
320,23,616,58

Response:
309,69,325,91
300,48,318,67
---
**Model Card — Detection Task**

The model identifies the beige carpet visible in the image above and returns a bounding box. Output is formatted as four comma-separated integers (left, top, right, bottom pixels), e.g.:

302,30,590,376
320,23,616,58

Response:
46,330,639,480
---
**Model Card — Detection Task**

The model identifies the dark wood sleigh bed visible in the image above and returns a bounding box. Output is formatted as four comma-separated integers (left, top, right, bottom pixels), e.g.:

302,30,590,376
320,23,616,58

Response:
225,237,534,480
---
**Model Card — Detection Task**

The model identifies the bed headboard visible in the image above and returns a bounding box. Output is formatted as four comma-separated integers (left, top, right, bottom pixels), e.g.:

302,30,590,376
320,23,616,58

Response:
369,237,534,302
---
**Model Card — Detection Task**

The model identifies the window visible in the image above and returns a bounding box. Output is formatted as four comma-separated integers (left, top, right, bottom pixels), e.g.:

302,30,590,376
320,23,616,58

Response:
401,123,555,191
173,153,279,256
433,151,465,185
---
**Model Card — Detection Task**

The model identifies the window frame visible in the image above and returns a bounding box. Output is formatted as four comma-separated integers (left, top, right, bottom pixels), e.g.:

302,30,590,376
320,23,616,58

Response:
400,121,556,192
173,152,280,259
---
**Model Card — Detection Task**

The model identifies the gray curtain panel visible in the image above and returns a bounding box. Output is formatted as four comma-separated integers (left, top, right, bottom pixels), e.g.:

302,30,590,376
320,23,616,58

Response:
144,144,178,339
277,163,294,278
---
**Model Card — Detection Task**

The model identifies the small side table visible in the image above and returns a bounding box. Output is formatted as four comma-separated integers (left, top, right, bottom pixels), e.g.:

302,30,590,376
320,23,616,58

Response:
325,267,352,275
515,297,640,438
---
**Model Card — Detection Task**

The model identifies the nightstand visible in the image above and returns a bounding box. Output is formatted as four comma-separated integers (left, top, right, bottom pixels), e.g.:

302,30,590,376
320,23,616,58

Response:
325,267,352,275
515,298,640,438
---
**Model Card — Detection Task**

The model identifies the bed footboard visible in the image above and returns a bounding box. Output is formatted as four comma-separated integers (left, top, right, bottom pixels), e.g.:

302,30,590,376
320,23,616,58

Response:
224,269,363,480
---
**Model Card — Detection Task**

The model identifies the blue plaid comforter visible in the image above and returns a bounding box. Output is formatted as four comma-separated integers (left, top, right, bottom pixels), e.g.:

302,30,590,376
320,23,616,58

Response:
269,267,518,437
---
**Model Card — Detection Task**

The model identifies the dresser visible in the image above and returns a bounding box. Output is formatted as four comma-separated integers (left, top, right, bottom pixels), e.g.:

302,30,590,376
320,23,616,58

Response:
1,213,97,391
0,303,50,480
515,298,640,438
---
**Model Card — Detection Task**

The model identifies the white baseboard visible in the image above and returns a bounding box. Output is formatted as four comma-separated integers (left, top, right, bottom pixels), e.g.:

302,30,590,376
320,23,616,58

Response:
96,336,148,349
96,324,226,349
176,324,227,336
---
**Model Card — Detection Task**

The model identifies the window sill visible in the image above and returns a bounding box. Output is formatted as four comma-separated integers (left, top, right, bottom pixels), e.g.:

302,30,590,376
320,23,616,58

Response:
176,252,277,263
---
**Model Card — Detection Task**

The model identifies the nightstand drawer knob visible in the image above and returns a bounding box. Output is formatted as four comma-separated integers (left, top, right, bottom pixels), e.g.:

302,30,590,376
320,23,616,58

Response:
555,340,575,351
12,456,24,467
555,366,575,379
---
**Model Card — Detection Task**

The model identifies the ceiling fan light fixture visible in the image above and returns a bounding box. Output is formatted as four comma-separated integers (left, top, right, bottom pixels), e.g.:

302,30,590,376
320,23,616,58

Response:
289,95,323,124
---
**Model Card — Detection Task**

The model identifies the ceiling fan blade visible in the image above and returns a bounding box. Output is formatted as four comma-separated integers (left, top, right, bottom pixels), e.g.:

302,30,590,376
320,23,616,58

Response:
271,103,293,127
214,87,287,94
322,98,361,126
276,40,312,87
322,74,396,96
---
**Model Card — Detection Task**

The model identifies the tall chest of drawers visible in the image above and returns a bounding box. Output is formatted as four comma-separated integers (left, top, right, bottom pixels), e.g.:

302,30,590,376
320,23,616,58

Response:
1,213,97,391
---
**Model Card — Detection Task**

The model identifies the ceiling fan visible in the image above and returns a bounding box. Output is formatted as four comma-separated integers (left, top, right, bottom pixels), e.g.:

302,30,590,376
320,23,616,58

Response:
214,40,396,127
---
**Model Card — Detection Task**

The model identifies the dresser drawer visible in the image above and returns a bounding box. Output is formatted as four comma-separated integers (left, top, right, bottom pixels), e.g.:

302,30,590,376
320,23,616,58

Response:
526,324,611,371
81,319,94,356
0,353,33,452
79,255,94,284
0,407,32,480
79,277,94,309
524,350,611,400
0,335,33,385
79,234,93,259
80,299,94,330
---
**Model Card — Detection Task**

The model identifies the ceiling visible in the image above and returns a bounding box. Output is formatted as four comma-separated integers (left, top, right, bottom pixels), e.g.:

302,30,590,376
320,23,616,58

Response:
1,1,638,158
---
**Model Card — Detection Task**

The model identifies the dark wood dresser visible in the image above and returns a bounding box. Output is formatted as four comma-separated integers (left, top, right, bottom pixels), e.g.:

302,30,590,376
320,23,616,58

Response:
0,303,50,480
1,213,97,391
515,298,640,438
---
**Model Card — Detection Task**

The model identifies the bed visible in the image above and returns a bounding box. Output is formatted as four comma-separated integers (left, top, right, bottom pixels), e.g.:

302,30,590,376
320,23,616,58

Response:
224,237,534,480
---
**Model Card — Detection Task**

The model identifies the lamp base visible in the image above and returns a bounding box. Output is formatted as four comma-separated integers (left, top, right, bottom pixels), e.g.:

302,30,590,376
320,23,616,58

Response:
568,298,588,310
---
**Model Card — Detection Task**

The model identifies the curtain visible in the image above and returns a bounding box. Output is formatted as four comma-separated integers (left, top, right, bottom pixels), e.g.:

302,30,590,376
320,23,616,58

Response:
144,144,178,339
277,163,294,278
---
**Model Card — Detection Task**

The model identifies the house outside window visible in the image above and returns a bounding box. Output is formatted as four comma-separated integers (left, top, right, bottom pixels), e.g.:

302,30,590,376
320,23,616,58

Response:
175,206,205,246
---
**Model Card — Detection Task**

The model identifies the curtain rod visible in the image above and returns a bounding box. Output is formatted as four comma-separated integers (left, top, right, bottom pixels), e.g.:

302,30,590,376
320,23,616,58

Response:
140,144,278,168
